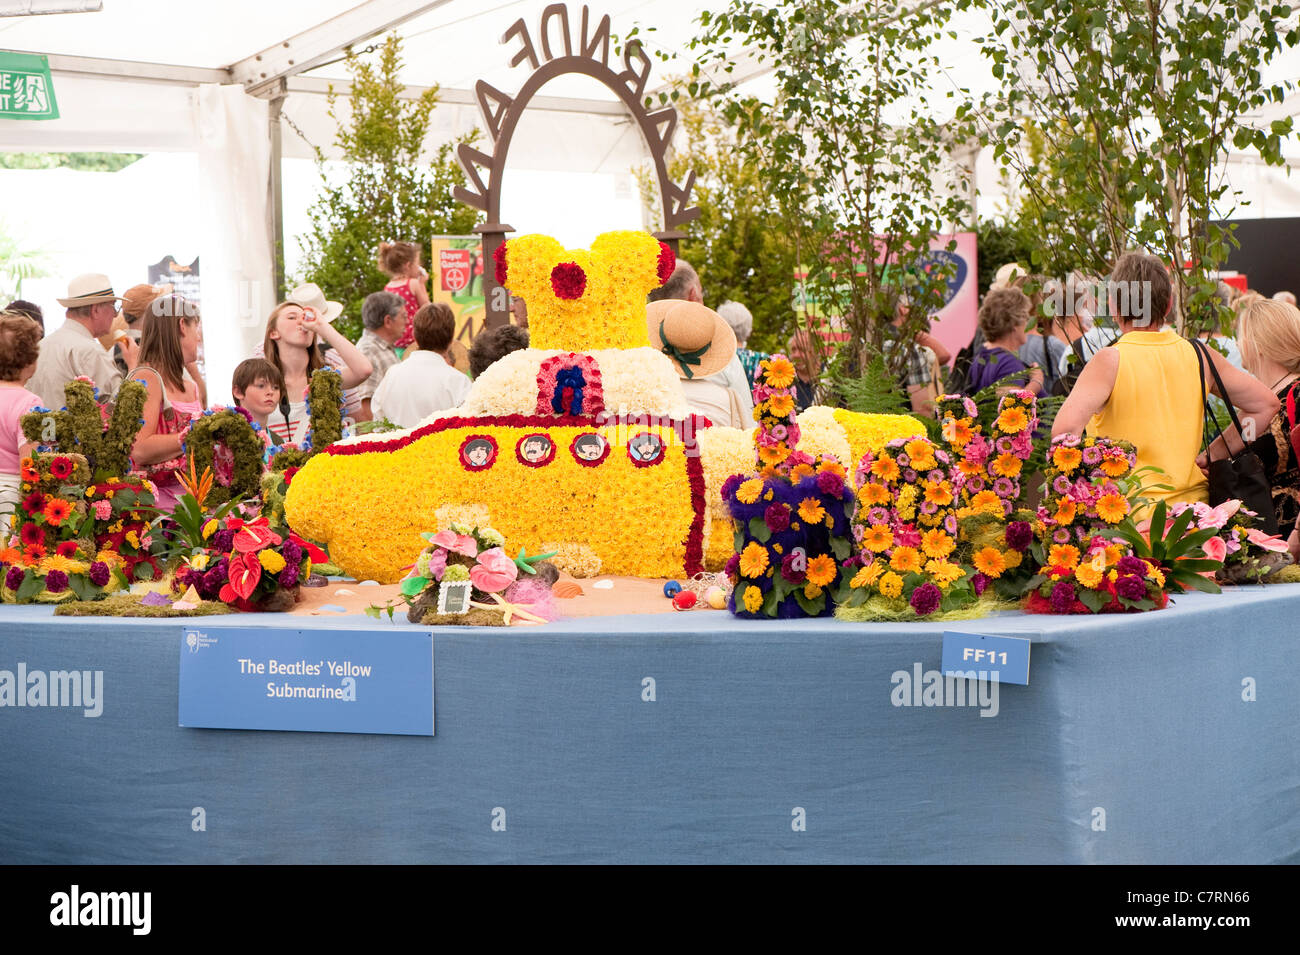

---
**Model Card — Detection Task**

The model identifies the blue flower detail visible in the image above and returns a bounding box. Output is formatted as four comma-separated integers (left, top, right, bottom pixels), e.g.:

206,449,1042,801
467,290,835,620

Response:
552,366,586,416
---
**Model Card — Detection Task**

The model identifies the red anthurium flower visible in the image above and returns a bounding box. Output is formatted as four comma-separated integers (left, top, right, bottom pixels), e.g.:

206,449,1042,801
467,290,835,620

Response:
223,552,262,601
233,517,283,553
289,533,329,564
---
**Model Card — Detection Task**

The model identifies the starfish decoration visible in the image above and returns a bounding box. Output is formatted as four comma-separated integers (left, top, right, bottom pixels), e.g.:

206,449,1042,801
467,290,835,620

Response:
512,546,558,576
469,592,549,626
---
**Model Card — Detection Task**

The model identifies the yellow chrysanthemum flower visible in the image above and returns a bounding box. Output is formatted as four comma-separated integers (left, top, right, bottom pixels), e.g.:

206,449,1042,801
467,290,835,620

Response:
803,582,824,599
736,479,764,505
742,585,763,613
890,546,923,574
1075,562,1104,589
878,571,904,599
924,559,964,588
806,554,837,587
798,498,826,524
739,542,770,578
1096,493,1129,523
1003,548,1022,569
921,529,955,560
850,565,875,589
202,519,218,540
972,546,1006,578
259,550,287,573
862,524,894,552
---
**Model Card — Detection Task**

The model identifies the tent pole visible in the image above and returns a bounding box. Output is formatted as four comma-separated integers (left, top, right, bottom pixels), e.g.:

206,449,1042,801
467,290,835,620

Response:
268,80,287,299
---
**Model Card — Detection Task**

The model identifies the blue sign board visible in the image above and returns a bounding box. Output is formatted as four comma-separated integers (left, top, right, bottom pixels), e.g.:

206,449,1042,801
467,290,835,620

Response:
941,631,1031,686
179,627,434,736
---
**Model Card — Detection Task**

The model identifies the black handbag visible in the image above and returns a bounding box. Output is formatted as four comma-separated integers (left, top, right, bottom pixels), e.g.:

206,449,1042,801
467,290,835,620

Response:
1191,338,1280,533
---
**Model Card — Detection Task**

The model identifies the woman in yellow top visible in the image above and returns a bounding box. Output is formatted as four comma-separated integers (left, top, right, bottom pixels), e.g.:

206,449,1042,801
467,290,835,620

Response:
1052,252,1279,506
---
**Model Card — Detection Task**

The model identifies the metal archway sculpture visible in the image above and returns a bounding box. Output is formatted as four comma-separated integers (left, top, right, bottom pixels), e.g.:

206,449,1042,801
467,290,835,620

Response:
455,3,700,327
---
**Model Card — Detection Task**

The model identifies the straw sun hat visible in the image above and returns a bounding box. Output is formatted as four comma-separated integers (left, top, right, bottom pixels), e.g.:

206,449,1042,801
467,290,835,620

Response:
646,299,736,380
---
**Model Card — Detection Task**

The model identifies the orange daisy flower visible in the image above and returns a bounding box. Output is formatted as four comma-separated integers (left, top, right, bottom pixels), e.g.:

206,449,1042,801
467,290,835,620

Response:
969,490,1003,515
904,439,936,471
992,453,1023,478
1095,493,1129,523
1048,544,1080,570
1100,456,1129,477
858,482,890,506
861,524,894,552
1052,446,1083,473
790,463,816,482
972,546,1006,578
1053,498,1077,524
923,481,953,506
996,407,1029,433
806,554,838,587
941,418,972,447
889,546,923,574
766,393,795,417
798,498,826,525
764,356,796,389
870,456,901,482
42,498,72,526
739,542,770,578
19,457,38,482
921,529,956,560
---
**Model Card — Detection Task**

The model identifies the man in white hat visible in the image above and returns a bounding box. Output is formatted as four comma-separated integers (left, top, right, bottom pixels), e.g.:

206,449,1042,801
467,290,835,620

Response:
28,273,137,408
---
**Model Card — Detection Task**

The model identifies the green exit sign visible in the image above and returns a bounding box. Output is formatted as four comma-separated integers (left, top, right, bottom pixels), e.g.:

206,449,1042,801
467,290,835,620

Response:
0,51,59,120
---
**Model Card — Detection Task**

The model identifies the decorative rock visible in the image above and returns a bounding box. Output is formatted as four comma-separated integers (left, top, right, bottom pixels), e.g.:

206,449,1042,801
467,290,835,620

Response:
592,579,614,590
531,560,560,586
663,580,683,598
704,586,727,610
671,590,697,611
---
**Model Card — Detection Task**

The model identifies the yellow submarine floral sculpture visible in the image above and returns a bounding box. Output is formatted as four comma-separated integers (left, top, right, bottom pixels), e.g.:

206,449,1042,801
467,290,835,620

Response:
285,231,923,582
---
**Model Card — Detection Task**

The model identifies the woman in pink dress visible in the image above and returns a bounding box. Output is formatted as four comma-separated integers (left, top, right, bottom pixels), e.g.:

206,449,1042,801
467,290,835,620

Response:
128,295,206,512
378,241,430,349
0,312,43,529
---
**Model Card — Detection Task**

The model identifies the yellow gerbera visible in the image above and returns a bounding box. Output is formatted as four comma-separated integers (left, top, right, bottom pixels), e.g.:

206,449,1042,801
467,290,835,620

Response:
890,546,923,574
857,561,885,588
1075,562,1104,589
798,498,826,524
996,407,1029,433
870,456,901,482
817,459,846,478
742,585,763,613
992,453,1023,478
904,439,936,471
862,524,894,552
38,553,76,574
790,463,816,482
1096,493,1129,523
941,417,972,447
736,478,764,504
767,393,795,417
739,542,770,578
850,565,876,589
764,356,796,388
1048,544,1080,570
921,529,955,560
969,490,1003,515
758,442,789,466
806,553,838,587
972,546,1006,578
878,571,904,599
858,482,890,507
923,481,954,506
924,559,964,588
1052,446,1083,473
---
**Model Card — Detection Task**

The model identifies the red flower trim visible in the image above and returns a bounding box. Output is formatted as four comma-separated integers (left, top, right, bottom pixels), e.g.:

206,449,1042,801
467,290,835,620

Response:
515,433,557,468
327,413,715,456
656,242,675,286
535,354,605,416
626,431,667,468
569,432,611,467
550,261,587,300
683,450,706,576
493,241,508,285
458,433,499,472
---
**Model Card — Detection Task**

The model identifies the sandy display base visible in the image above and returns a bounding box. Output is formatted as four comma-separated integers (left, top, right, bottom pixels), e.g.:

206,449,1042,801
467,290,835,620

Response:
290,574,719,620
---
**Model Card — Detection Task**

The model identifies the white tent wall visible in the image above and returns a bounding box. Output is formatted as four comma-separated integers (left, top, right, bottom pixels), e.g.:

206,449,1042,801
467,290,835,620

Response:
196,84,274,406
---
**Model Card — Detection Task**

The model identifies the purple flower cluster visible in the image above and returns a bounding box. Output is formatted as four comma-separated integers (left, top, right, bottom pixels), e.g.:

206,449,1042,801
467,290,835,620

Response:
909,582,941,616
1005,521,1033,552
89,561,111,587
816,470,844,497
780,552,806,584
1049,581,1077,613
1116,555,1148,578
971,572,989,596
1115,575,1147,601
765,503,791,533
44,570,68,593
212,528,235,553
5,566,24,590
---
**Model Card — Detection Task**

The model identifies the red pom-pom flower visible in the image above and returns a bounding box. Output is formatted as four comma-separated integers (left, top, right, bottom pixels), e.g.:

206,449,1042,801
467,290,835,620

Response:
550,262,587,300
656,242,676,285
493,241,509,285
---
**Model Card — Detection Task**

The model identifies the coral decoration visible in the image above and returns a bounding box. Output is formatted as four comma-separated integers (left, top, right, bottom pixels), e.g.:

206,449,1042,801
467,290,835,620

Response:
536,354,604,417
550,262,588,300
657,242,676,285
493,241,508,284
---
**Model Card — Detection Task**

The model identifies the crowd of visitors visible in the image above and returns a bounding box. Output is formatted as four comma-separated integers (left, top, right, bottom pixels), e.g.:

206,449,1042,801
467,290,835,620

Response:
5,238,1299,553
